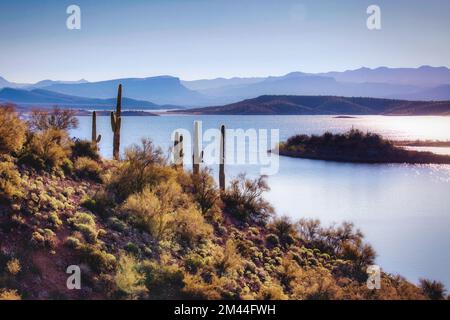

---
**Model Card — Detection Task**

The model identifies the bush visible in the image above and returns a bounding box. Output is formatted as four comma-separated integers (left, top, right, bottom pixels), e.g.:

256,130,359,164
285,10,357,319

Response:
31,228,57,249
6,258,21,275
419,279,447,300
171,207,213,248
140,261,185,299
19,129,72,171
28,107,79,132
184,168,221,217
71,139,99,161
270,216,296,246
265,234,280,248
0,105,27,155
213,240,242,276
68,212,98,244
114,253,147,299
0,161,23,203
121,188,170,240
0,289,21,300
108,139,166,201
78,244,117,272
74,157,102,181
222,174,274,224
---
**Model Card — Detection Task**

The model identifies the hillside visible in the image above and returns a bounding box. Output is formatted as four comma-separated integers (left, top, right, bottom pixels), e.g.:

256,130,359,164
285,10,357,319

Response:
0,105,442,300
173,95,450,115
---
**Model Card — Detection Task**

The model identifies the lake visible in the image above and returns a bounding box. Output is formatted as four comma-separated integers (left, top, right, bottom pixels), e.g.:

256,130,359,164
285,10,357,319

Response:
71,115,450,288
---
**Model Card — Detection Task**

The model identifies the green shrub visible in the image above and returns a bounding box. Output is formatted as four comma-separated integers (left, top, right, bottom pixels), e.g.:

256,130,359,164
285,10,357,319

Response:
78,244,117,272
19,129,72,171
72,139,99,161
68,212,98,244
140,261,185,299
108,139,166,202
74,157,102,181
114,253,146,299
0,161,23,203
171,207,213,248
0,105,27,155
31,229,57,249
222,174,274,224
270,216,296,247
64,236,82,249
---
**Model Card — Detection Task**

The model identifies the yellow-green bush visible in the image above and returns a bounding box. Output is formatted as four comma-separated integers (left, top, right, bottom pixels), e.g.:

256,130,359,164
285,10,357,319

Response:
20,129,72,171
68,212,99,244
140,261,185,299
74,157,102,181
0,105,27,155
0,161,23,203
171,207,213,248
114,253,147,299
0,288,21,300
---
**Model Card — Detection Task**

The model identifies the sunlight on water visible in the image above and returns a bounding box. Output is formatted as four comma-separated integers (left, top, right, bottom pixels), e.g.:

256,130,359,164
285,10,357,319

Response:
71,115,450,287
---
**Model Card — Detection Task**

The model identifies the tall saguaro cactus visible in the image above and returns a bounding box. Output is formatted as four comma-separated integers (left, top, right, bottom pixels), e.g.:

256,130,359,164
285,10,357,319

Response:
173,132,184,168
192,121,203,175
91,111,101,147
219,125,226,191
111,84,122,160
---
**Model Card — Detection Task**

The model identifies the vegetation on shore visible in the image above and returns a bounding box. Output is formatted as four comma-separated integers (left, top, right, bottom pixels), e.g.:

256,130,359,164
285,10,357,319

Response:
0,105,448,300
279,129,450,164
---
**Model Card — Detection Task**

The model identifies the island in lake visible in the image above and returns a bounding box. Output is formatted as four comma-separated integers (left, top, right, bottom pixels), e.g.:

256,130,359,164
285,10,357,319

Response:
278,129,450,164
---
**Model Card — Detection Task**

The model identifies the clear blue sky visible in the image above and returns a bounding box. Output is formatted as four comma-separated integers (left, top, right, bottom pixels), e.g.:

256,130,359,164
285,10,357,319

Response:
0,0,449,83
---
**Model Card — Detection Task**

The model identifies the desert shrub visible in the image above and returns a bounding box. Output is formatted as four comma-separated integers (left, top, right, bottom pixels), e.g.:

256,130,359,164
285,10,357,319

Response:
419,279,447,300
19,129,72,171
222,174,274,224
171,207,214,248
257,282,289,300
0,289,21,300
64,236,82,249
114,253,147,299
184,168,221,217
107,217,127,232
78,244,117,273
71,139,99,160
74,157,102,181
0,161,23,203
213,240,242,276
108,139,167,201
290,267,342,300
270,216,296,247
265,234,280,248
31,228,57,249
81,192,114,217
48,211,63,229
0,104,27,155
6,258,21,276
140,261,185,299
68,212,98,244
28,107,79,132
121,188,171,240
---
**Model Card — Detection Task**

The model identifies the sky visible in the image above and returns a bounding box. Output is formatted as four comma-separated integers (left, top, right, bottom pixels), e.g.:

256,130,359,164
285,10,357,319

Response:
0,0,449,83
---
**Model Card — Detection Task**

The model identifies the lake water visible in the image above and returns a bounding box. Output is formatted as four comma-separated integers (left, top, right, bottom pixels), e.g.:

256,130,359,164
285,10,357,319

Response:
71,115,450,288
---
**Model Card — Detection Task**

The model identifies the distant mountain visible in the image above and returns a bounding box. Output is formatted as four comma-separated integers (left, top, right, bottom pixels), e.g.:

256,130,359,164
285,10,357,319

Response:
0,87,167,110
182,77,265,91
394,84,450,101
174,95,450,116
318,66,450,87
40,76,207,106
30,79,89,89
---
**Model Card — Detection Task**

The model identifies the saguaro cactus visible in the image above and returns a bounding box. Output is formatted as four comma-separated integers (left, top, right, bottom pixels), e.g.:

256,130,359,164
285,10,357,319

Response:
173,132,184,168
219,125,226,191
192,121,203,175
91,111,101,147
111,84,122,160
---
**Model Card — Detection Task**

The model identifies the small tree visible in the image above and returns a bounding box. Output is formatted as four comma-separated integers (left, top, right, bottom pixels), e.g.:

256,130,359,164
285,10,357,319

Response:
28,107,79,132
0,104,27,155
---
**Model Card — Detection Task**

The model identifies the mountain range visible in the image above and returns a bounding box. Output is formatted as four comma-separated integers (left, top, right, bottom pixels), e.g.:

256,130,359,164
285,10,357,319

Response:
0,88,168,110
175,95,450,116
1,66,450,109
